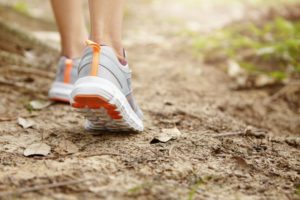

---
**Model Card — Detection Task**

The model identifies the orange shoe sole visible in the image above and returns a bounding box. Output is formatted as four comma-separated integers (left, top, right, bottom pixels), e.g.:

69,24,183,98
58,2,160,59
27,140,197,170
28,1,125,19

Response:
72,95,122,120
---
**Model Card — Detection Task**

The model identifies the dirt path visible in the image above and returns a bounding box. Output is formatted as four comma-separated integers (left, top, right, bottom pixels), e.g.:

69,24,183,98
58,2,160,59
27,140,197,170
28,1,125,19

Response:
0,1,299,199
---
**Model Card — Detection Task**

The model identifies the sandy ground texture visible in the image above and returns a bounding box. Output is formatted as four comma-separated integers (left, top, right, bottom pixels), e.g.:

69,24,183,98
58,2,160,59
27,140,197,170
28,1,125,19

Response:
0,0,299,199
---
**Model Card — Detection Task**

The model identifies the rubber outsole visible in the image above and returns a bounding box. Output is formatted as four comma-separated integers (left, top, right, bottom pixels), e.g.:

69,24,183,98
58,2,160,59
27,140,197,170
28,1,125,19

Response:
48,82,73,103
70,76,144,132
72,95,122,119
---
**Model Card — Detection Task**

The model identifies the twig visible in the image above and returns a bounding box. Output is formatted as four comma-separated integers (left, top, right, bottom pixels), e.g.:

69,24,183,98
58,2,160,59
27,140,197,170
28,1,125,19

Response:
212,131,245,138
168,144,177,157
266,81,300,103
212,127,266,139
0,178,94,197
78,153,120,158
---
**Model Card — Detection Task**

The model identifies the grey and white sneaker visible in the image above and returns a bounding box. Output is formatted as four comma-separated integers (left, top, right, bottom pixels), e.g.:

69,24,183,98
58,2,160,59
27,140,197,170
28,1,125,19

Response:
49,57,80,102
70,40,143,131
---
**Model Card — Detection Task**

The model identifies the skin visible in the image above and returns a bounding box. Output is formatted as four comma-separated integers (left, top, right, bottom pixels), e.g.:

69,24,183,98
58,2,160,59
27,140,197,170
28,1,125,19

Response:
50,0,125,58
50,0,88,58
89,0,125,58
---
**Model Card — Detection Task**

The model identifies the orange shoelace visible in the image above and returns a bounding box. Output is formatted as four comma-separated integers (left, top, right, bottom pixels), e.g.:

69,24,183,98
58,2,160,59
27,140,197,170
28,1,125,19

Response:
86,40,101,76
64,59,73,83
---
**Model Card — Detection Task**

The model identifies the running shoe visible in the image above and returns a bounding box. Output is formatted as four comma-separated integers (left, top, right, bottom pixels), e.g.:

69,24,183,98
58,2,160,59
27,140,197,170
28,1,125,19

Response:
48,57,80,102
70,40,144,131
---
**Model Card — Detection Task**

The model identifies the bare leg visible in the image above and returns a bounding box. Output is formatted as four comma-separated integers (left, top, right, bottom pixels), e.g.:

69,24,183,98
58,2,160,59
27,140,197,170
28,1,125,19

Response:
88,0,125,58
51,0,88,58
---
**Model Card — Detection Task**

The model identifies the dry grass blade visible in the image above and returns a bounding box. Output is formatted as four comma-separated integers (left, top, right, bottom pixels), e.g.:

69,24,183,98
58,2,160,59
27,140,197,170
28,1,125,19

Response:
212,127,266,139
0,178,94,197
266,81,300,103
78,153,120,158
55,140,79,155
168,144,178,157
212,131,245,138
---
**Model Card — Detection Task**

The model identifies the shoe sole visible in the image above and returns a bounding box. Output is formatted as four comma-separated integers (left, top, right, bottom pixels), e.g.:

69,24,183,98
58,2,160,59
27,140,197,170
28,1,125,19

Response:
70,76,144,132
49,82,73,103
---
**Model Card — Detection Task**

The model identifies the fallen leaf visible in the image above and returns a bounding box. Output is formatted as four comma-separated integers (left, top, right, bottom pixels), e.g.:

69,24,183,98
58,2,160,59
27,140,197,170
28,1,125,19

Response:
227,60,244,78
254,74,276,87
24,143,51,157
235,76,248,87
232,156,249,169
285,137,300,148
17,117,34,129
55,140,79,155
150,128,181,144
30,100,52,110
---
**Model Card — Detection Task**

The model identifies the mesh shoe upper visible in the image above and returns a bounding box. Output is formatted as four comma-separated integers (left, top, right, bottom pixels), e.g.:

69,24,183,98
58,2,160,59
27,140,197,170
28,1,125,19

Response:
77,43,143,119
49,56,81,102
55,56,80,84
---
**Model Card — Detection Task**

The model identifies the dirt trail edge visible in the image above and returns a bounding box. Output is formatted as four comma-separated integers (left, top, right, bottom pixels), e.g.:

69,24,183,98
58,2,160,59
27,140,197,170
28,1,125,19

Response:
0,1,299,200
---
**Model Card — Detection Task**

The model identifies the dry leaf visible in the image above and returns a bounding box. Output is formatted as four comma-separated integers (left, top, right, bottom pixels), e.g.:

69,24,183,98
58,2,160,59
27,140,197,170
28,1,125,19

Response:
24,51,36,62
227,60,244,78
24,143,51,156
17,117,34,129
30,100,52,110
254,74,276,87
150,128,181,144
56,140,79,155
232,156,249,169
285,137,300,148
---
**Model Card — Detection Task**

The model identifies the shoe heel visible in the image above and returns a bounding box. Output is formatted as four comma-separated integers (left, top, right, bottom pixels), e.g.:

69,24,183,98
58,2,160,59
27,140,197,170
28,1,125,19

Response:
72,95,122,119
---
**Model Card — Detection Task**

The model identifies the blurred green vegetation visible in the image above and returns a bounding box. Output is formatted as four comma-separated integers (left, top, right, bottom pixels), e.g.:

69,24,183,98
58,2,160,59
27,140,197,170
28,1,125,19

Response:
187,179,204,200
296,185,300,197
168,0,298,8
12,1,29,15
193,17,300,80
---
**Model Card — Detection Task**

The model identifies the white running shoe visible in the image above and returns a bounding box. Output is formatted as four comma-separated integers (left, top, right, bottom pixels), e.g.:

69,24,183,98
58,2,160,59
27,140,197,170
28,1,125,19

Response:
48,57,80,102
70,40,144,131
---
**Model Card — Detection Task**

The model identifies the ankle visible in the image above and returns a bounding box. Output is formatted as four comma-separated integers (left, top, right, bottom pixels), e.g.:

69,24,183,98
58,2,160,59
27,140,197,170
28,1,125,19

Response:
61,40,85,59
90,35,124,59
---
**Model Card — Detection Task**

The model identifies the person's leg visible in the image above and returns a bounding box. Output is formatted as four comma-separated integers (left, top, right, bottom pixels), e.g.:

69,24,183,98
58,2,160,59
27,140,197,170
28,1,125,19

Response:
49,0,88,102
70,0,143,131
88,0,125,58
50,0,88,58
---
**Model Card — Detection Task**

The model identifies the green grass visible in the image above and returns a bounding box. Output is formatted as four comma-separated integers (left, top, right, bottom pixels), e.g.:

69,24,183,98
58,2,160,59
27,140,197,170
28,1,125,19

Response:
187,176,213,200
193,17,300,80
296,185,300,197
127,182,151,194
187,179,204,200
